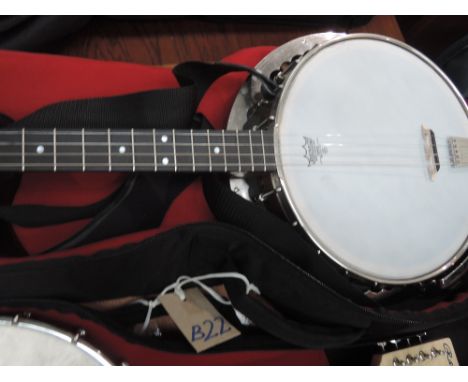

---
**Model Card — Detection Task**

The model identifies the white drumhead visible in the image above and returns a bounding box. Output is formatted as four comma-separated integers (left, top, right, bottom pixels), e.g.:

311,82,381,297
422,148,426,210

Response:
0,317,112,365
275,34,468,284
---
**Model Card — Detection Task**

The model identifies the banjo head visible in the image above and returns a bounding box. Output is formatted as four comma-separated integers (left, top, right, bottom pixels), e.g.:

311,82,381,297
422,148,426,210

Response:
0,315,113,365
273,34,468,285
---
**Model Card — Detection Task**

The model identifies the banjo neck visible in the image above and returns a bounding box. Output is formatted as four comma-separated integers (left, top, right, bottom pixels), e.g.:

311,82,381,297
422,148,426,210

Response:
1,127,467,174
0,128,277,173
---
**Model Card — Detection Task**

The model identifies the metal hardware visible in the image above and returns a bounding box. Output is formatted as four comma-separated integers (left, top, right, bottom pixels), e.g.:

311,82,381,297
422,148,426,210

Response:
229,177,252,202
257,187,282,202
21,128,25,172
251,115,275,131
392,345,454,366
376,332,428,355
11,312,31,326
72,329,86,344
153,327,162,337
172,129,177,172
226,32,343,133
439,254,468,289
389,339,402,350
0,315,113,365
377,341,387,352
448,136,468,167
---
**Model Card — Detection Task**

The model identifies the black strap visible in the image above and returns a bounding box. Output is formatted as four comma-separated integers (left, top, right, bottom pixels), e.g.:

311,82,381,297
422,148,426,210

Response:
0,113,13,127
173,61,279,102
437,33,468,99
7,61,275,130
9,86,198,130
201,175,373,306
0,178,131,227
0,86,199,229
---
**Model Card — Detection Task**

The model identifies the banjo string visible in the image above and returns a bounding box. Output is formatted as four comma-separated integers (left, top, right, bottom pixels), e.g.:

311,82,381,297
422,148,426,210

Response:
0,141,456,151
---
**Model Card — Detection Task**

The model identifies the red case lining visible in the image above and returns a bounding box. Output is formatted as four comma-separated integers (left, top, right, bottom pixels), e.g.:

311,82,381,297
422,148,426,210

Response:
0,47,273,255
0,47,331,365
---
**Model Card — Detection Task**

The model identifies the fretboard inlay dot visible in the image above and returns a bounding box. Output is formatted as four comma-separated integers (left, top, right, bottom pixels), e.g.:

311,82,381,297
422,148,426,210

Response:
36,145,45,154
119,146,126,154
161,135,168,143
213,146,221,155
162,157,169,165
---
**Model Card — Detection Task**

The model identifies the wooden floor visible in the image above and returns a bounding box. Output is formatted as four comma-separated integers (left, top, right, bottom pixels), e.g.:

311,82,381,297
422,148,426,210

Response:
60,16,404,65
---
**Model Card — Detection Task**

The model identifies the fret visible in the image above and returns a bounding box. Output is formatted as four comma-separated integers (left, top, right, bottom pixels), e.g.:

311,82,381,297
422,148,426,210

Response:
206,129,212,172
53,128,57,172
21,128,25,172
55,129,84,171
82,128,85,171
154,131,175,171
222,130,227,172
223,131,241,172
237,130,252,172
133,130,154,171
83,129,108,171
172,130,193,172
172,129,177,172
248,130,254,171
110,129,133,171
262,129,276,171
131,128,136,172
152,129,158,172
0,128,22,171
250,130,266,172
207,129,225,172
107,128,112,172
190,129,195,172
192,130,210,172
24,129,54,170
260,130,266,172
236,130,241,172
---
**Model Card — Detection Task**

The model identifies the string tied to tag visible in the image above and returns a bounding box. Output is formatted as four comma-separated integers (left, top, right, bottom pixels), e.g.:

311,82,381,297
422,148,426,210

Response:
136,272,260,332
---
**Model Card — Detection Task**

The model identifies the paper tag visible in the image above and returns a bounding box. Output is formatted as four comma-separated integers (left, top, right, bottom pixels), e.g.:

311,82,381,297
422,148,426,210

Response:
159,288,241,353
373,338,459,366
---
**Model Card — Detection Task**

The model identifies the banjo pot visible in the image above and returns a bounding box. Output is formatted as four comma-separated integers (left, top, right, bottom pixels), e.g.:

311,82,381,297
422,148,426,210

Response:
227,33,468,290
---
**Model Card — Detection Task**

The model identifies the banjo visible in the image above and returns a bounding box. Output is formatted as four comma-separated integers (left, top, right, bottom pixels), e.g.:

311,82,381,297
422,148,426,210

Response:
0,314,113,365
0,33,467,289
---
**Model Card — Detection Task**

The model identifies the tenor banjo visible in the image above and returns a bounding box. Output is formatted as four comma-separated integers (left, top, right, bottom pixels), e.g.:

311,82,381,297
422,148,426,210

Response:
0,34,467,288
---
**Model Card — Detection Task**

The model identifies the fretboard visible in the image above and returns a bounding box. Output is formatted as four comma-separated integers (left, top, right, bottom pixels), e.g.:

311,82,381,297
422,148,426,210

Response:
0,128,276,173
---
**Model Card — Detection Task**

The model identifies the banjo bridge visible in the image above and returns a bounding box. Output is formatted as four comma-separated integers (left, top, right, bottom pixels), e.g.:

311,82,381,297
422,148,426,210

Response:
421,125,441,181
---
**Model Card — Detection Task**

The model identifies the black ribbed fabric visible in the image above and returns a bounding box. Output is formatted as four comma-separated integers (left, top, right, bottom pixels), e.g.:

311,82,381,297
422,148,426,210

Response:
438,33,468,98
10,86,198,130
